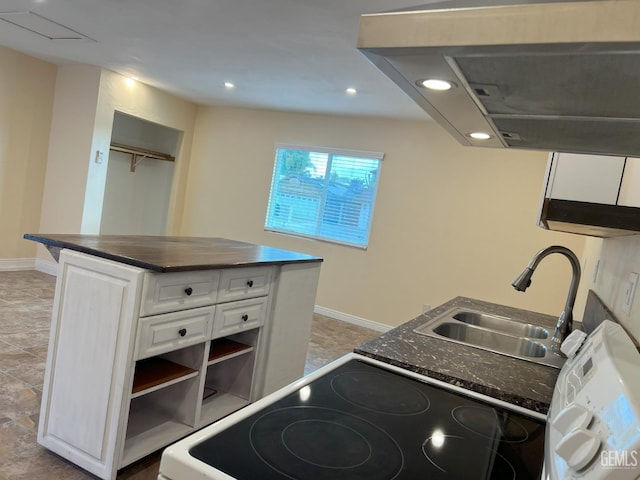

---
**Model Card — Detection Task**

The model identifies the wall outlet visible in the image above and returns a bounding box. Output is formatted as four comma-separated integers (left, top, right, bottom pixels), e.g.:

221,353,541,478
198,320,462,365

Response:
95,150,104,164
622,272,639,314
422,304,431,314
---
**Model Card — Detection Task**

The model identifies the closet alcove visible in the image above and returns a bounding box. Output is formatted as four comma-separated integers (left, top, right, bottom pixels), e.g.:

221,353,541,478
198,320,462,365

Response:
101,112,181,235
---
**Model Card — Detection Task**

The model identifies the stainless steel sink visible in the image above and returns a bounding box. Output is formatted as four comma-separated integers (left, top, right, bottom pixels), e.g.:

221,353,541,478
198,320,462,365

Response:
432,322,547,358
451,311,549,339
414,307,565,368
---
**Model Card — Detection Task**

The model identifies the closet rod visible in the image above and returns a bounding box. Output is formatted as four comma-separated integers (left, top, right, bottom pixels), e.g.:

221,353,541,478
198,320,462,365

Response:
109,143,175,172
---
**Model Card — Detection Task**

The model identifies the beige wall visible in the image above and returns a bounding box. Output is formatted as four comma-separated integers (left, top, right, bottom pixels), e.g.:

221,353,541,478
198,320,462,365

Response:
37,66,198,261
39,65,102,236
182,106,586,326
580,235,640,341
0,46,56,259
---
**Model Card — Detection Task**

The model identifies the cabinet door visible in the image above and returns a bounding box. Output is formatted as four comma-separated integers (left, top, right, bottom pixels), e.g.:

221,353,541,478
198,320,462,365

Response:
618,157,640,207
38,250,143,480
547,152,625,204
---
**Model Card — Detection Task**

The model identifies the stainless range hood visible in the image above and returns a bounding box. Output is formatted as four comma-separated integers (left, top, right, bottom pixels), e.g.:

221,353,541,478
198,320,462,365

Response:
358,0,640,156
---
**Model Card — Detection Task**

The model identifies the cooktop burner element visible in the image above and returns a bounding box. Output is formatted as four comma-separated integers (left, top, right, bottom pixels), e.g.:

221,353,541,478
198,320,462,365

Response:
249,406,404,479
452,406,529,442
185,359,545,479
331,371,430,415
422,434,516,479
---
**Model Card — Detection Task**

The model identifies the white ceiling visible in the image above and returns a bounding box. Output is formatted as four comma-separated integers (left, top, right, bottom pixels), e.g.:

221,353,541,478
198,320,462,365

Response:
0,0,438,120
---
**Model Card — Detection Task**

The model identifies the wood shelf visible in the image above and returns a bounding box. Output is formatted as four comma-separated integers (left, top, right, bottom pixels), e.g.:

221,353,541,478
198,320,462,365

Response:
208,338,253,365
132,357,197,397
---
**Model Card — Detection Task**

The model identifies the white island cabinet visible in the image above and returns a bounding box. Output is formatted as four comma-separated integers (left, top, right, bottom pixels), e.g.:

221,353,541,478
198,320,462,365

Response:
27,234,322,480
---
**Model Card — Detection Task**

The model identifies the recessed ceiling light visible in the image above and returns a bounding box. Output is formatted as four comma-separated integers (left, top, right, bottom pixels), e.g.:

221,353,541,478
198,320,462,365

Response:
224,82,235,89
468,132,492,140
346,87,357,95
130,76,139,81
419,79,456,91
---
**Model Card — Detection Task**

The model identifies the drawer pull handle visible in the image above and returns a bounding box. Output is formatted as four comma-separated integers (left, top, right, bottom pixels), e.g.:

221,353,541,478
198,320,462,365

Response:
178,328,187,337
246,280,254,288
241,314,249,322
184,287,193,296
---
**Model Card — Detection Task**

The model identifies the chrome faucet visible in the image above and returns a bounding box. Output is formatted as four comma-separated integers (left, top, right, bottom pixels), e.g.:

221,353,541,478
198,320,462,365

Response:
512,246,581,355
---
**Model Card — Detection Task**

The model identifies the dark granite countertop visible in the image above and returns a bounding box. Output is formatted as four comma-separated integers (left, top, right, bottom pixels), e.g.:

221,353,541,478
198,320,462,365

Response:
24,234,323,272
355,296,564,415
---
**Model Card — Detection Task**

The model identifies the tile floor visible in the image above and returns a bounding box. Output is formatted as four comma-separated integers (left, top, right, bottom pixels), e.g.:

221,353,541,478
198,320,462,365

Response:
0,270,379,479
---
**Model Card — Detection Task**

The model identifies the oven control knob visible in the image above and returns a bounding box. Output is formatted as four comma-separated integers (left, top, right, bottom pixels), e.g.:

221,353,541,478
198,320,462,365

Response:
551,403,593,435
560,329,587,358
555,428,600,471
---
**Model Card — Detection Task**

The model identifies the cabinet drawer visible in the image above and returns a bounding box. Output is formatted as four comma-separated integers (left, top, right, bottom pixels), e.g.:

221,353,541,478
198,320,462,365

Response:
218,267,272,303
140,270,220,316
212,297,267,339
137,306,215,359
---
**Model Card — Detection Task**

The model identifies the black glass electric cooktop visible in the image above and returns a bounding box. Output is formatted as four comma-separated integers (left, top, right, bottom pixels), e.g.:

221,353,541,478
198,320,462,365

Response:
189,360,545,479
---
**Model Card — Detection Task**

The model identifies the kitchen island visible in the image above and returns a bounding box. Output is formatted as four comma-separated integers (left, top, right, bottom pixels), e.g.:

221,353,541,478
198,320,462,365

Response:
355,296,563,414
24,234,323,480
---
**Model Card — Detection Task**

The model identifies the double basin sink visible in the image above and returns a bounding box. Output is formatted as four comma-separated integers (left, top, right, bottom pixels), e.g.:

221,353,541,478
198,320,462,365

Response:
414,308,566,368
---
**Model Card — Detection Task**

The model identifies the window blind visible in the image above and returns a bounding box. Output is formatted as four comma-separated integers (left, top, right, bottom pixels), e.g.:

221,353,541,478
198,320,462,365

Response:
265,144,383,248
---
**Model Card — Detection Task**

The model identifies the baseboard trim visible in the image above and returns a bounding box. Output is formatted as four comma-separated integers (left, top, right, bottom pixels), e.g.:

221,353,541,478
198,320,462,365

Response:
0,257,58,276
0,258,35,271
313,306,391,332
35,259,58,276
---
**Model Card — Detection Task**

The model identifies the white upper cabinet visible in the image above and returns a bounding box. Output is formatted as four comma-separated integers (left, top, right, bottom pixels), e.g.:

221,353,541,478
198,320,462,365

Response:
545,152,625,204
538,152,640,237
617,157,640,207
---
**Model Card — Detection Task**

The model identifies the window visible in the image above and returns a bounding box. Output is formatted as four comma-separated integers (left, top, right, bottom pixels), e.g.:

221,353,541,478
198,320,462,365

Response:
265,144,383,248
